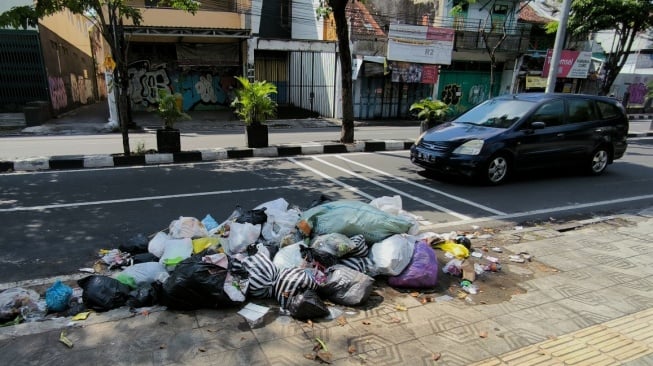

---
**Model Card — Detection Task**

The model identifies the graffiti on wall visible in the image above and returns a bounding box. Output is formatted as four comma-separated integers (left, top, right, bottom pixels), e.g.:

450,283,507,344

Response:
441,84,461,105
627,76,651,105
70,74,91,104
128,59,236,111
178,72,235,111
49,76,68,111
468,84,488,105
128,60,171,107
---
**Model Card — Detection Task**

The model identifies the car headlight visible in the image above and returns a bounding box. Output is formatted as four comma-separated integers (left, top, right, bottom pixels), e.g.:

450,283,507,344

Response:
453,139,484,155
415,132,427,145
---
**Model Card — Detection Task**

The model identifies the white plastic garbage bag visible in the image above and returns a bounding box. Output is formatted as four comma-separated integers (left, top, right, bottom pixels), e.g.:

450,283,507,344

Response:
254,197,289,212
261,208,300,244
369,195,403,216
369,195,420,235
223,222,261,255
168,217,209,239
368,234,415,276
272,242,305,270
115,262,168,287
159,238,193,269
148,231,168,258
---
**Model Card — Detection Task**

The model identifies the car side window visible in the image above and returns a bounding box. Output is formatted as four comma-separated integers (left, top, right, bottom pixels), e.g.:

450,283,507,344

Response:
567,98,599,123
596,101,621,119
527,100,565,127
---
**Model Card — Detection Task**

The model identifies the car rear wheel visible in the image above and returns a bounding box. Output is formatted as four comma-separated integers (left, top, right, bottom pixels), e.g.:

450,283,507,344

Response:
588,147,609,175
484,154,510,185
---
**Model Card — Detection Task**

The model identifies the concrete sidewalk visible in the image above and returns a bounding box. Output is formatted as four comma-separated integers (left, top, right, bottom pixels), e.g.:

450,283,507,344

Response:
1,209,652,365
0,102,418,173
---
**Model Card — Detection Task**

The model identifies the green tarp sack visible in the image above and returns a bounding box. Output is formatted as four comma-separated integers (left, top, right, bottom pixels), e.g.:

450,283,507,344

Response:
298,200,413,244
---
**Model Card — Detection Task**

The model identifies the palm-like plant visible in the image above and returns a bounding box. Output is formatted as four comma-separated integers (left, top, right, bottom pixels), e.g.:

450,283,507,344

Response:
230,76,278,126
156,89,190,129
410,98,452,126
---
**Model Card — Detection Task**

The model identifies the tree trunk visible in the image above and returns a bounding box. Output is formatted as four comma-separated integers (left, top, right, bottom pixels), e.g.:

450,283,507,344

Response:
330,0,355,144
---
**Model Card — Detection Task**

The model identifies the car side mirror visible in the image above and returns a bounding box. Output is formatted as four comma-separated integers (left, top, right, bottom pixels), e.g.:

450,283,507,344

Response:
531,121,546,129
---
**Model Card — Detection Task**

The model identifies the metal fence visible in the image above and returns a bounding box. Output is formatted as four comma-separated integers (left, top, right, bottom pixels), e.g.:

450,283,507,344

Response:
0,30,49,112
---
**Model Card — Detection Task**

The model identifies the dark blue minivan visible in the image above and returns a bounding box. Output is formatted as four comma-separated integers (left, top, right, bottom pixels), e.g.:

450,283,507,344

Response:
410,93,629,184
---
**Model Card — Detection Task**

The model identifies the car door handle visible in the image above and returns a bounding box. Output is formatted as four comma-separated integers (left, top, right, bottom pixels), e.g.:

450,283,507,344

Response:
557,133,565,137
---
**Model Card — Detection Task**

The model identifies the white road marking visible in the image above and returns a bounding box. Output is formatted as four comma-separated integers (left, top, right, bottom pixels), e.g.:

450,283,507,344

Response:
311,156,471,220
335,155,506,215
0,185,295,212
287,157,375,200
425,193,653,229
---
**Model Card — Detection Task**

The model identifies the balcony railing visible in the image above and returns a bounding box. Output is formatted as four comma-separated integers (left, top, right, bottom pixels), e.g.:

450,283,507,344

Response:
134,0,249,13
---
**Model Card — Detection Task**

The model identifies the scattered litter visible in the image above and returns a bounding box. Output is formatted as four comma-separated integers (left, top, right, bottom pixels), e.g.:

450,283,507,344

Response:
485,256,499,263
491,247,503,253
514,226,524,230
509,255,526,263
237,303,270,326
59,330,74,348
471,251,483,258
71,312,90,321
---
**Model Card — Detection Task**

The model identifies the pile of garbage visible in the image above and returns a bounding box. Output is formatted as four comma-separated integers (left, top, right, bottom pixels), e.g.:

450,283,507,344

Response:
0,195,505,327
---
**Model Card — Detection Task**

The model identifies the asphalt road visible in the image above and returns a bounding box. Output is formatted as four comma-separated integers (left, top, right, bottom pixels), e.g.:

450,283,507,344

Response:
2,137,653,285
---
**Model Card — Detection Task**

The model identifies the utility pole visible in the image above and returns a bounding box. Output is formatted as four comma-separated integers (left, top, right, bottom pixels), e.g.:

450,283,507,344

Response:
545,0,572,93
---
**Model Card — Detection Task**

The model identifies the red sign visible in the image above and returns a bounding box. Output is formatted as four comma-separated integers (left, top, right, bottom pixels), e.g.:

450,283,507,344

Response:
421,65,439,84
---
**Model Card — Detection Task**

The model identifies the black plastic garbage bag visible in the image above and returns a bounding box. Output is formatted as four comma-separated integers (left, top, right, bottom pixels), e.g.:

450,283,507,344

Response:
318,265,374,306
126,283,161,308
77,275,131,312
131,252,160,264
160,255,240,311
119,233,150,254
235,208,267,225
287,289,330,320
300,245,338,269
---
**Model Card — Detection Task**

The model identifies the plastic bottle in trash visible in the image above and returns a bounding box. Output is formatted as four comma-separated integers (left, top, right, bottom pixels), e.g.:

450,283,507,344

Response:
460,280,478,294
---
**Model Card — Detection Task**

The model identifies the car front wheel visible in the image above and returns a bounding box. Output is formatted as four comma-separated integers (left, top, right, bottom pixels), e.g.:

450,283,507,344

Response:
588,147,609,175
484,154,510,185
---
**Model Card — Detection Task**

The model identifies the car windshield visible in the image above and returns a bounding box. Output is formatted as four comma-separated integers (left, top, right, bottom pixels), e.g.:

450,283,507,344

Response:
453,99,534,128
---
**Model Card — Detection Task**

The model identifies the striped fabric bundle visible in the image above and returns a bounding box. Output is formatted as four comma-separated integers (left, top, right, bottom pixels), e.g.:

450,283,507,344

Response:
346,234,369,258
234,250,279,299
273,267,318,310
338,256,375,276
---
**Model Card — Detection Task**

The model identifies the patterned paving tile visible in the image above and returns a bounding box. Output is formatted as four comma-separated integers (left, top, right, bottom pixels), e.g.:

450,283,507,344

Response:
471,308,653,366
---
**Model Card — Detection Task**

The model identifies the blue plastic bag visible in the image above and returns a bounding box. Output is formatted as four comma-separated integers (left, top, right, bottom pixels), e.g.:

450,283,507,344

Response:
45,280,73,312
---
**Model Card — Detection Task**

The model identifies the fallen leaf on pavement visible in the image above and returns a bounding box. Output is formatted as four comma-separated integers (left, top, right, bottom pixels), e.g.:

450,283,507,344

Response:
348,345,356,354
304,353,316,360
362,320,371,325
337,316,347,326
395,305,407,311
432,352,441,361
479,331,488,338
317,351,332,363
198,348,206,352
410,292,420,297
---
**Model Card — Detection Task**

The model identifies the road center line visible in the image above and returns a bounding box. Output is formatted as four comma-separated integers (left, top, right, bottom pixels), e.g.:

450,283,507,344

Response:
0,185,295,212
336,155,507,216
287,157,375,200
311,156,472,220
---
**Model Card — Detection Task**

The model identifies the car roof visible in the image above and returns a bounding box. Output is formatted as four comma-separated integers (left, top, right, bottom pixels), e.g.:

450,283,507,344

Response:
495,93,619,103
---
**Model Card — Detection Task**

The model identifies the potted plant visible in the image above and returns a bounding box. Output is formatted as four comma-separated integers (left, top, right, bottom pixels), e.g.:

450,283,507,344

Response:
410,98,454,133
230,76,278,148
156,89,190,153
